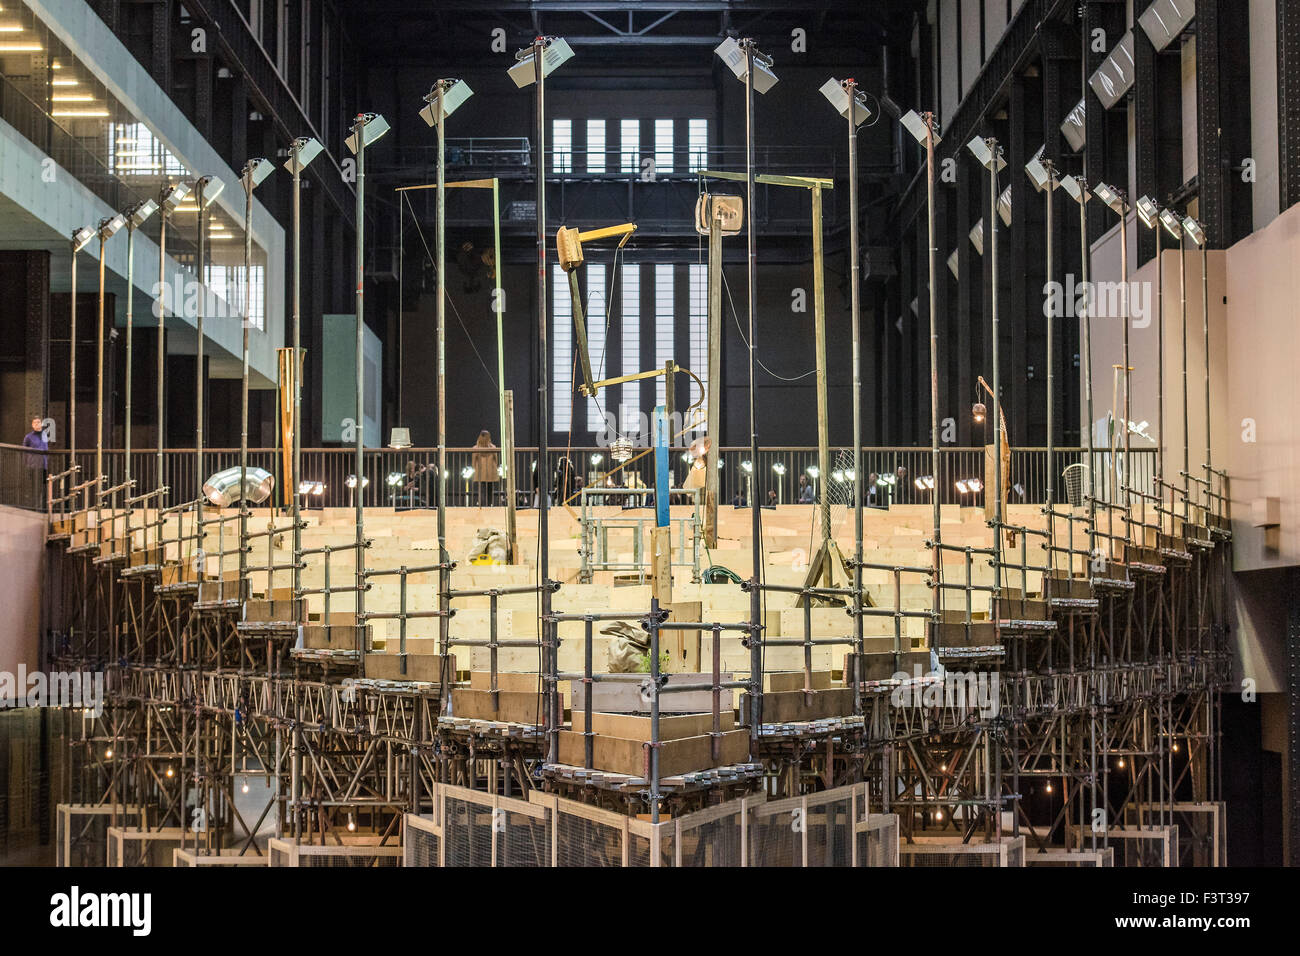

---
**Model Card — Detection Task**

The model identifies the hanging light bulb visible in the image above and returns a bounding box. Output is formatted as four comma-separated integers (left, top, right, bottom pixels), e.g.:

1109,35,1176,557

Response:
934,809,944,821
165,766,174,778
1116,757,1126,769
1045,782,1053,793
104,748,113,759
241,781,250,794
347,813,356,832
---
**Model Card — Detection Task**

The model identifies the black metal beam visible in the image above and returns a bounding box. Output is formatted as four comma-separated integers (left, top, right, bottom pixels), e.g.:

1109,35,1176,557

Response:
1279,0,1300,212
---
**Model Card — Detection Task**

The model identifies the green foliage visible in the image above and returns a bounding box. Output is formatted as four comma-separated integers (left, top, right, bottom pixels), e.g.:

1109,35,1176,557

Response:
635,650,671,673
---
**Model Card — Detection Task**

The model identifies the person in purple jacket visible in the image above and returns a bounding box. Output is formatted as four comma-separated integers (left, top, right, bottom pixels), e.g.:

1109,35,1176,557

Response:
22,415,47,506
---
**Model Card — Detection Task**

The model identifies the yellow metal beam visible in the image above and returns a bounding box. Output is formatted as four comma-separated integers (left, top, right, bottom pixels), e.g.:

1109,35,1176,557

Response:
696,169,833,189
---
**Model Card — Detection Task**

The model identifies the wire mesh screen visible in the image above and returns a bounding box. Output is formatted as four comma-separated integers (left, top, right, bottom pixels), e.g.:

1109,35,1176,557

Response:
501,809,550,867
173,849,268,866
444,795,494,866
747,804,802,867
404,815,442,867
1025,849,1114,866
1067,825,1177,867
300,851,401,867
627,833,653,867
856,814,900,867
675,811,744,867
109,828,184,867
899,836,1025,867
57,805,142,867
555,810,625,867
1063,463,1089,507
805,793,854,867
270,843,291,867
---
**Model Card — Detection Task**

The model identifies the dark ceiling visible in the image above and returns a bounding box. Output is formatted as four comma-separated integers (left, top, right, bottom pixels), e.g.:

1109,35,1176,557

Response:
336,0,925,70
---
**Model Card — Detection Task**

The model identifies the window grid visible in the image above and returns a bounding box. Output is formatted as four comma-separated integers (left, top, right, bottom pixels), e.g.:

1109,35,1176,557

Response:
586,119,606,173
688,119,708,172
654,264,674,408
620,266,641,437
586,263,607,430
688,263,708,432
552,264,572,432
654,119,674,174
620,119,640,174
552,119,573,173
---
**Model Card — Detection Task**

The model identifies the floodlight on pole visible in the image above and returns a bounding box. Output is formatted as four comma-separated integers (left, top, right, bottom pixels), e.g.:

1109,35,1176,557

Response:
1025,153,1060,507
1093,181,1132,498
94,212,126,482
508,36,574,88
283,136,322,593
154,182,188,487
68,226,94,467
192,173,223,487
1135,195,1166,480
1158,207,1183,241
237,157,275,582
511,36,570,764
715,36,778,94
966,134,1006,574
418,79,474,666
121,198,157,488
892,98,943,639
718,36,774,755
344,112,389,657
819,78,872,125
420,78,472,126
1063,174,1096,517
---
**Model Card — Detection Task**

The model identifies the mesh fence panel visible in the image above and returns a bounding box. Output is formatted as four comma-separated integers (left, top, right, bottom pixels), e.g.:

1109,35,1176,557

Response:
677,814,744,867
747,809,801,867
555,811,624,867
627,833,652,867
900,848,1002,867
270,843,291,867
444,796,494,867
805,795,853,867
406,823,442,868
300,852,401,867
501,810,549,867
857,815,899,867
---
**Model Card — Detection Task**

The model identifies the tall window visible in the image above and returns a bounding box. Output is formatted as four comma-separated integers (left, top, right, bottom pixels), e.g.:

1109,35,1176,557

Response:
586,119,606,173
688,263,708,432
586,264,606,429
620,266,641,437
552,119,573,173
620,119,640,173
552,264,572,432
654,119,674,174
688,119,708,172
300,0,312,113
654,264,674,408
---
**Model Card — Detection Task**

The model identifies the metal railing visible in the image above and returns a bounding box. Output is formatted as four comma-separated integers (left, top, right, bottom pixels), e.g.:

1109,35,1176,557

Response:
8,445,1157,513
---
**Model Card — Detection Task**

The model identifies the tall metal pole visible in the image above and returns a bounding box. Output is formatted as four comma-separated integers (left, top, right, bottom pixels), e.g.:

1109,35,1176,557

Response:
195,179,207,493
1155,222,1164,485
435,83,450,665
96,232,107,482
291,155,303,597
1202,240,1211,500
532,41,556,763
157,207,168,490
1078,193,1095,524
924,114,940,629
353,121,367,668
240,166,255,584
493,178,505,449
1044,165,1055,508
1120,209,1131,497
847,83,865,707
1179,229,1188,519
124,222,136,489
988,141,1003,583
70,243,79,468
743,40,763,743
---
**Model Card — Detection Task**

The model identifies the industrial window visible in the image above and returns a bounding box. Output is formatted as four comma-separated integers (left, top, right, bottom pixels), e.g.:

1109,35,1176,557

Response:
552,119,573,173
620,265,641,437
654,264,674,408
586,119,606,173
620,119,640,173
586,263,607,431
688,119,708,172
654,119,674,174
688,263,708,432
552,264,572,432
108,123,188,177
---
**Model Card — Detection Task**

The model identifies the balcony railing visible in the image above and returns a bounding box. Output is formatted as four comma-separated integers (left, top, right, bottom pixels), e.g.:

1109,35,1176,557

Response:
3,443,1155,513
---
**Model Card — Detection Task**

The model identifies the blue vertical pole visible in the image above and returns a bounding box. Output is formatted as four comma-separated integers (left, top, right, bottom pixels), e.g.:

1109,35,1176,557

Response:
654,404,669,528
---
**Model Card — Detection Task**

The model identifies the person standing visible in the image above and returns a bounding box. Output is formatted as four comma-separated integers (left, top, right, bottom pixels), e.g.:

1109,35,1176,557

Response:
470,429,499,507
22,416,48,508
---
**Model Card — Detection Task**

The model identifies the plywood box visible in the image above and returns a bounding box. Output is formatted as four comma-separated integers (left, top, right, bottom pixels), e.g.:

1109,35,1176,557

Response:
570,672,732,714
557,728,749,777
571,709,735,742
743,687,855,723
364,653,454,683
450,687,545,724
